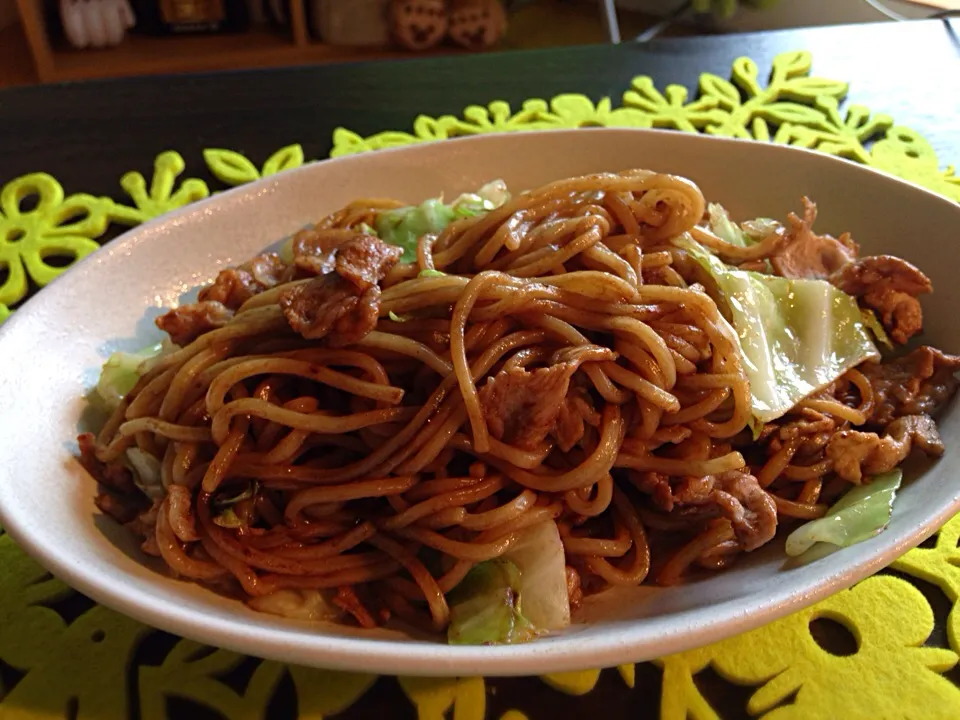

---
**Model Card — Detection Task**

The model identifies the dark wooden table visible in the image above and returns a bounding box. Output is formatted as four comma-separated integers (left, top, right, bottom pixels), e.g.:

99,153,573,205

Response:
1,18,959,720
1,19,958,196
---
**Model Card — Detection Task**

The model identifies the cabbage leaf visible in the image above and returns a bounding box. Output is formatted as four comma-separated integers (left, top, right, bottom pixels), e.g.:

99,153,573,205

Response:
708,203,780,249
680,236,879,424
447,520,570,645
94,342,167,412
447,559,535,646
125,447,163,500
501,519,570,633
708,203,755,248
785,470,902,557
375,180,510,260
248,589,341,622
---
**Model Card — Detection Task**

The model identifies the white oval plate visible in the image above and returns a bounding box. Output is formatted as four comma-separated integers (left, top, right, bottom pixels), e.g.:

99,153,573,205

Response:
2,129,959,677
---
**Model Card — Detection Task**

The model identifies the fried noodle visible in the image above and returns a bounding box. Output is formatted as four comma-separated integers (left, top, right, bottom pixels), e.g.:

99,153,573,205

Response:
79,170,959,636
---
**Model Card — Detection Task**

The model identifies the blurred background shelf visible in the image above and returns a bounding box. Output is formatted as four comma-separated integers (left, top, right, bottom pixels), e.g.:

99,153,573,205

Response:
49,27,463,82
5,0,471,86
55,27,294,80
1,0,703,87
0,23,34,86
8,0,936,88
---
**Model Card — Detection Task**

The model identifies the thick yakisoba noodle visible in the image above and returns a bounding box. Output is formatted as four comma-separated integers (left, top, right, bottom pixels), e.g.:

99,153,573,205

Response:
86,169,918,637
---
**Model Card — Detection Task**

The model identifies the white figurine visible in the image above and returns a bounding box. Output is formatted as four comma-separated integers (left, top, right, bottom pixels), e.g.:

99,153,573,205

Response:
60,0,136,49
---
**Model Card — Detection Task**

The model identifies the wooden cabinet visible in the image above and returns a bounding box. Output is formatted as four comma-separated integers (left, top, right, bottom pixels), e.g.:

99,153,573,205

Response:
11,0,460,83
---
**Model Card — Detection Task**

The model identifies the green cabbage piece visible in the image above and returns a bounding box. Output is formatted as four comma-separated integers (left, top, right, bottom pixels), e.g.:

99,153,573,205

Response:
742,217,782,242
446,521,569,645
94,342,166,412
452,179,510,216
213,507,244,529
680,236,880,424
213,481,259,510
708,203,755,248
785,470,903,558
501,519,570,632
375,180,510,260
210,481,260,528
447,559,536,646
125,447,163,500
708,204,779,275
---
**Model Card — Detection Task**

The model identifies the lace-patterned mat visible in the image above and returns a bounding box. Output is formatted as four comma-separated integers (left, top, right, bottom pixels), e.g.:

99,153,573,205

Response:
2,51,960,719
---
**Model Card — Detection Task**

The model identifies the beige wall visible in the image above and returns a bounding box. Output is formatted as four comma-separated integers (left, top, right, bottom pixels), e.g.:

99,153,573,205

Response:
0,0,18,31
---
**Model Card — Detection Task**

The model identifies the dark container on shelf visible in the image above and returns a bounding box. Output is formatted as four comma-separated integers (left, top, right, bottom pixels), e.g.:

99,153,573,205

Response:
133,0,251,34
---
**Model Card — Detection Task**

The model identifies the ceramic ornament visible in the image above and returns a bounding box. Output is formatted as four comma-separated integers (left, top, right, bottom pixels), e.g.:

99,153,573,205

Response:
60,0,136,49
448,0,506,49
389,0,448,50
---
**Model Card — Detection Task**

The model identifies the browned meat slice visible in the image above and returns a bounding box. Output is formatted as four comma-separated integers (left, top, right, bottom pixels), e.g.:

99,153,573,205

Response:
78,432,136,494
156,300,233,346
826,414,944,484
280,235,402,346
79,433,151,523
673,474,717,506
830,255,932,344
479,364,575,451
769,198,859,280
244,251,291,287
94,492,143,524
334,234,403,289
887,414,944,456
288,227,364,276
771,408,837,456
157,232,400,348
860,346,960,427
198,252,291,310
197,268,261,309
479,345,615,451
281,276,381,346
778,409,835,442
650,472,777,552
157,251,294,346
553,385,601,452
125,500,161,544
292,251,335,277
710,472,777,552
631,471,675,512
